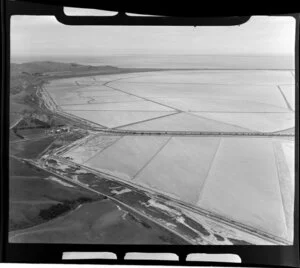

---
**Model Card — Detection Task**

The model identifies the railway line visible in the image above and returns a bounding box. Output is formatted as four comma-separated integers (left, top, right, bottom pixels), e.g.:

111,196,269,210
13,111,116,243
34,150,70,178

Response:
38,86,294,138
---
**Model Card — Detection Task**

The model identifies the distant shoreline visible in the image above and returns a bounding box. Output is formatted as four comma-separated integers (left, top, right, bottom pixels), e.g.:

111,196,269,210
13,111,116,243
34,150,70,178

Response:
11,61,295,72
11,54,295,70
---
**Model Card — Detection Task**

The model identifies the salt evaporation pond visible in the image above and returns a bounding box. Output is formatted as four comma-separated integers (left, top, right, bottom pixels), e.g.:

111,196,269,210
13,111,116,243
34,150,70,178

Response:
47,70,295,243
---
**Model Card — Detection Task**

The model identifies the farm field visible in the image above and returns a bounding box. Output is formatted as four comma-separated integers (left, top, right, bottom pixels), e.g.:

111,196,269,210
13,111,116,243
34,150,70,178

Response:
9,199,187,244
9,157,102,231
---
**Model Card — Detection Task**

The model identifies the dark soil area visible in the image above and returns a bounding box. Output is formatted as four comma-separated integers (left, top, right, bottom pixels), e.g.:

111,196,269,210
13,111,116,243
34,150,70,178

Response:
39,197,97,221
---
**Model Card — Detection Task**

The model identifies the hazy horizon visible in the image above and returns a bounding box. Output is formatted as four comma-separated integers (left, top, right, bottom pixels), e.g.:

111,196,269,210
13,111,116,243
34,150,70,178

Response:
11,15,295,69
11,54,295,70
11,16,295,55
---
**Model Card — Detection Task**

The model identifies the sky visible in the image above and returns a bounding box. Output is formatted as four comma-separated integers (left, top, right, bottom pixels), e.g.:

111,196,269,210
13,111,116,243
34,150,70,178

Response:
10,11,296,59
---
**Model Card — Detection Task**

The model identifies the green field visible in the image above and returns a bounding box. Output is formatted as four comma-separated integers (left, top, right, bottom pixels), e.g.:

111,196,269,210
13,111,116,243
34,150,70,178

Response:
9,157,102,231
9,199,187,244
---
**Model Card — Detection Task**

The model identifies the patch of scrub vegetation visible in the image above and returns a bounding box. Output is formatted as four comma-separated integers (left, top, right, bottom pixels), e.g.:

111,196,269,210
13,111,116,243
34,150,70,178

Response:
38,197,99,221
183,217,211,236
126,213,152,229
47,159,58,165
228,237,253,245
214,233,225,241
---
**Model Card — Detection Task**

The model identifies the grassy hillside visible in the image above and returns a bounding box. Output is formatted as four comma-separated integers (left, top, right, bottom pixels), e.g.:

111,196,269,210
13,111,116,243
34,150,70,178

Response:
10,61,121,76
10,61,121,95
10,61,161,128
10,62,119,126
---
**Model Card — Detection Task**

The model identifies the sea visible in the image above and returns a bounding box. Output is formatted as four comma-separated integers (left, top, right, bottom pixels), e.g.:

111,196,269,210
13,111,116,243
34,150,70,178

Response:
11,54,295,70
